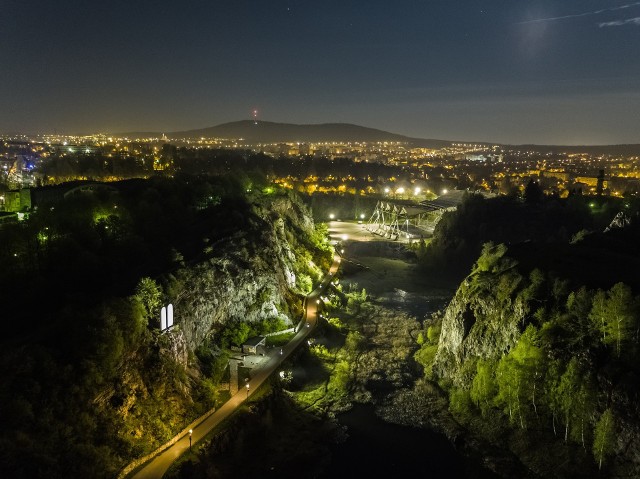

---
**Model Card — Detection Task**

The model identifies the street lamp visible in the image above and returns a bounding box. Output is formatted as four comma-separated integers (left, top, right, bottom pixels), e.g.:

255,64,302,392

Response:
329,213,335,220
246,383,250,398
189,429,193,452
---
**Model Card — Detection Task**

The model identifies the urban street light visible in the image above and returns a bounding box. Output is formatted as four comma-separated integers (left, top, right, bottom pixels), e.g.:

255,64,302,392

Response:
246,383,250,398
329,213,335,219
189,429,193,452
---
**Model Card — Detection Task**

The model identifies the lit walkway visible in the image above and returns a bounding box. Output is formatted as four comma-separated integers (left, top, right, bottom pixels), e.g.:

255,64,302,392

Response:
126,253,341,479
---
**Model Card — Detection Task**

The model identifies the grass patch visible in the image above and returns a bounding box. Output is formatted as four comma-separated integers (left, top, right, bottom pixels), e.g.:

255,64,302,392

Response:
265,332,295,346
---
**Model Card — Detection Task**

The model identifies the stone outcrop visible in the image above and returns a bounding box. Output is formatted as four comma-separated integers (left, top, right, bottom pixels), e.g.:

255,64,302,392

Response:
430,257,640,477
170,194,317,351
432,269,527,386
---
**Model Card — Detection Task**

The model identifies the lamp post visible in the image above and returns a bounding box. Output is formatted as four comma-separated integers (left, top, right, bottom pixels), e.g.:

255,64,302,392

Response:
246,383,250,398
189,429,193,452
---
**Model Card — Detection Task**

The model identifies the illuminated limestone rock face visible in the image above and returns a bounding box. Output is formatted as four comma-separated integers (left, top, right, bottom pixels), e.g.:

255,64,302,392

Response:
172,195,319,351
432,274,526,386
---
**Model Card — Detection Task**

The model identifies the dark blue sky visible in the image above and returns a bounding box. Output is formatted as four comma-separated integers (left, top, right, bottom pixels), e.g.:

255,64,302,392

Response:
2,0,639,144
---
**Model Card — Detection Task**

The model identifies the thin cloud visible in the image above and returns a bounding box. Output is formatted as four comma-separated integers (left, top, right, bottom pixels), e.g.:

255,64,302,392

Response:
517,2,640,25
599,16,640,26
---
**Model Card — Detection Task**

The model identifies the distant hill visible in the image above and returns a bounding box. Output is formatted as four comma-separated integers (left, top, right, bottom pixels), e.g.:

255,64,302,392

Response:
117,120,640,154
119,120,454,148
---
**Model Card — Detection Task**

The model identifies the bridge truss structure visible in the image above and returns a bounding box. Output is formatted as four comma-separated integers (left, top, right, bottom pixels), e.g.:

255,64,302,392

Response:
366,201,434,240
366,190,482,240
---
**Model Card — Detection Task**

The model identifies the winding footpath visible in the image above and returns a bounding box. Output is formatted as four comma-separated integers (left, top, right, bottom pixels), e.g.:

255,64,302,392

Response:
126,252,341,479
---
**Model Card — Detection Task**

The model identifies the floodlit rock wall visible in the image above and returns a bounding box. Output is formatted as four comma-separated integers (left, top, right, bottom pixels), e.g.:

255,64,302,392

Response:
432,272,526,386
431,260,640,477
171,194,316,351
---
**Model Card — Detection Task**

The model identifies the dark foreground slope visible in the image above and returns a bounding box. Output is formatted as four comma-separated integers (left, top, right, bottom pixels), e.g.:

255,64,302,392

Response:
0,179,332,479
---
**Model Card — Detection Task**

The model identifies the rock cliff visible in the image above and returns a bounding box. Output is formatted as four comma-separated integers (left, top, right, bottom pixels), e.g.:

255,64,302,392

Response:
428,243,640,478
163,193,324,349
106,192,331,474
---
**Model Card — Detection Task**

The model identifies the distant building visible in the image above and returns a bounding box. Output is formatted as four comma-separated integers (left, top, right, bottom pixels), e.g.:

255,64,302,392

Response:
596,169,605,196
0,188,31,212
574,175,607,188
242,336,266,355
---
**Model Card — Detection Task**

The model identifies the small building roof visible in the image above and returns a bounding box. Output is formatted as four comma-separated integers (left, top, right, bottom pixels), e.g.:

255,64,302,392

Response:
243,336,266,347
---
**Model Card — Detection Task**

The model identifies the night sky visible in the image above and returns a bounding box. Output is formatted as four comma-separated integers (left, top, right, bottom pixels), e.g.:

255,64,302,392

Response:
2,0,639,144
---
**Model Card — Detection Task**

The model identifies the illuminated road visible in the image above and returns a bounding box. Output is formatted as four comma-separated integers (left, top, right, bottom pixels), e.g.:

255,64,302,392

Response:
129,253,341,479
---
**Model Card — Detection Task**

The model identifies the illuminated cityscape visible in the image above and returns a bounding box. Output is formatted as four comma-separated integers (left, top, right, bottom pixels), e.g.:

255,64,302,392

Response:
2,1,640,479
2,129,639,216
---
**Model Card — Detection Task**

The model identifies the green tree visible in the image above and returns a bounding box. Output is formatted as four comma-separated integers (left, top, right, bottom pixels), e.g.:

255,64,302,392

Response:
494,326,545,429
426,321,442,344
556,358,581,442
449,388,474,420
470,358,497,416
511,325,545,417
475,242,508,273
495,354,524,427
521,268,546,304
592,409,616,470
572,377,597,449
567,286,593,321
589,289,608,342
135,277,163,322
565,286,596,350
544,359,563,436
604,283,636,357
220,321,251,348
591,283,637,356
